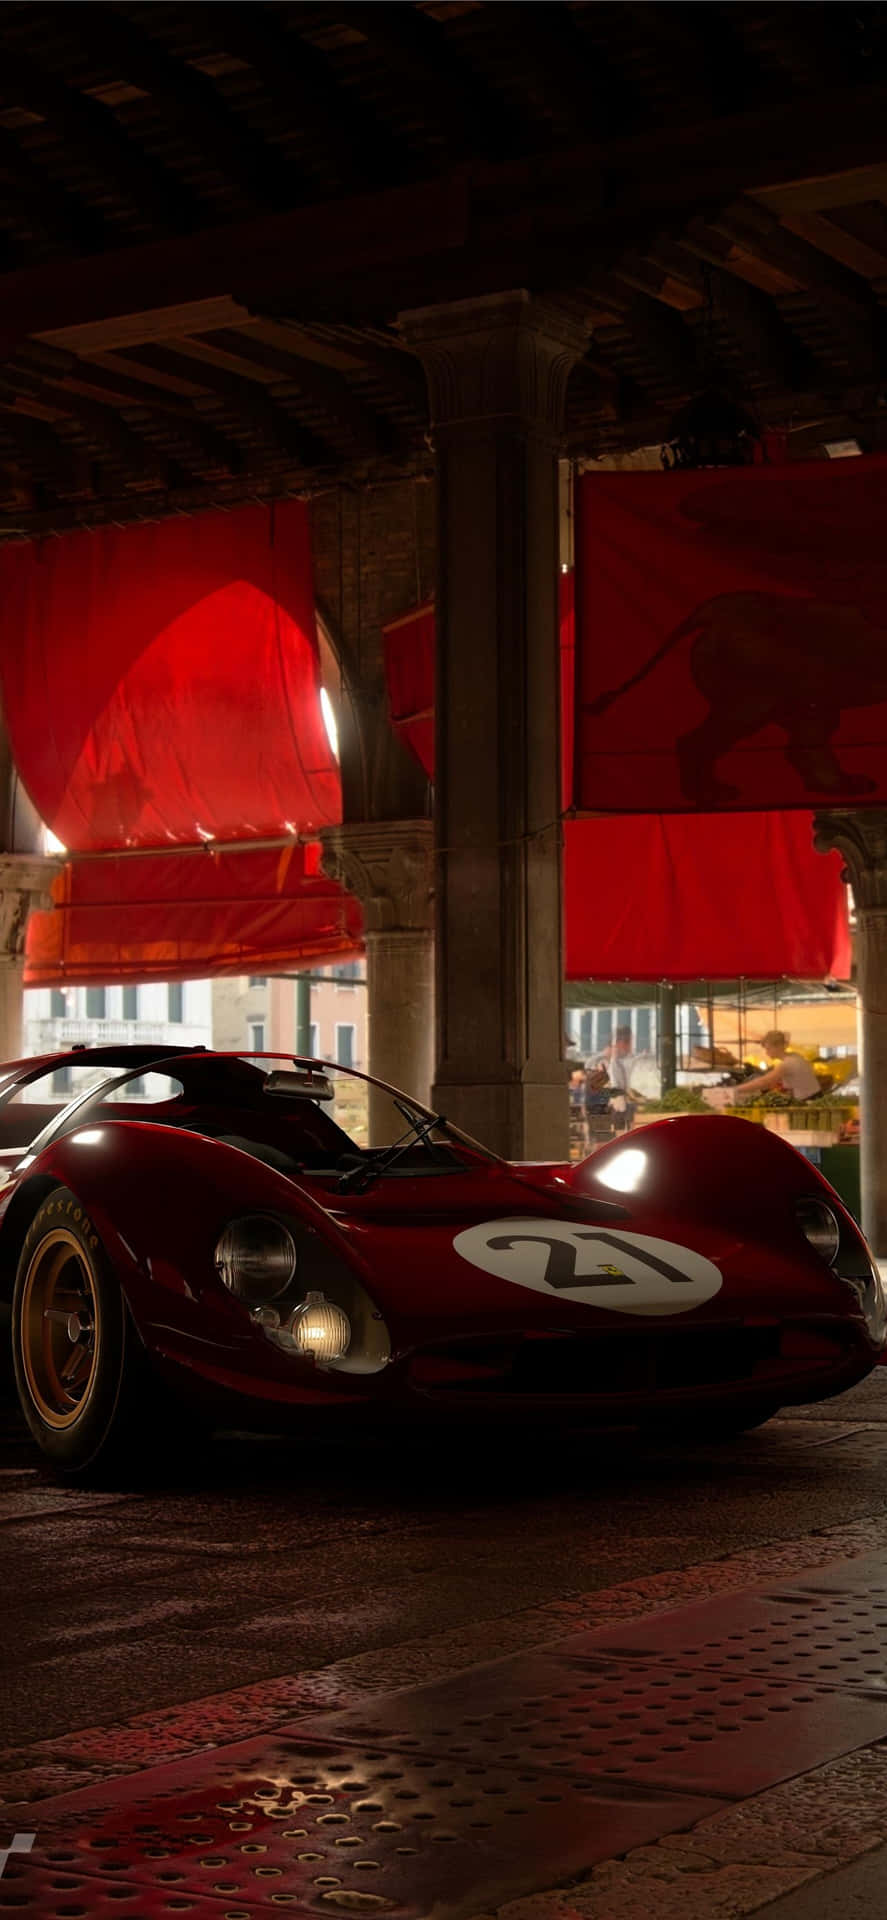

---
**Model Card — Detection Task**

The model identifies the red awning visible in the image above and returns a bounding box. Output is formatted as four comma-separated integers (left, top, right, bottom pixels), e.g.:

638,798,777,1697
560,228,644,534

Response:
0,502,361,983
1,501,339,849
383,595,851,982
573,457,887,814
25,842,362,987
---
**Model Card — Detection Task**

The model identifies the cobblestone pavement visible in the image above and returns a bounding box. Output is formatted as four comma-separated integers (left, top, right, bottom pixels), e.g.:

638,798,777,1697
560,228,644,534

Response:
4,1372,887,1916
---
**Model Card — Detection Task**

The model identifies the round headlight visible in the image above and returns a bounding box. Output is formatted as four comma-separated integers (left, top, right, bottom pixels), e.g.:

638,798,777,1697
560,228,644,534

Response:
796,1197,840,1267
288,1291,351,1362
214,1215,296,1305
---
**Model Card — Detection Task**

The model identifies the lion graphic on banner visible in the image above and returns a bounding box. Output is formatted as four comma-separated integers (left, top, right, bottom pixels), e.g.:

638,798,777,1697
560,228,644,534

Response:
589,590,885,805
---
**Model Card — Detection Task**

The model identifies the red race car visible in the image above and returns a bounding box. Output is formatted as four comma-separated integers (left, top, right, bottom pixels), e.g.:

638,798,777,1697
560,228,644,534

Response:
0,1045,882,1479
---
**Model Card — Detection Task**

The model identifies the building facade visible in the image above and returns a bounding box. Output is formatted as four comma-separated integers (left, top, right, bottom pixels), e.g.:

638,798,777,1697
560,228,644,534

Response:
211,965,367,1067
24,979,214,1063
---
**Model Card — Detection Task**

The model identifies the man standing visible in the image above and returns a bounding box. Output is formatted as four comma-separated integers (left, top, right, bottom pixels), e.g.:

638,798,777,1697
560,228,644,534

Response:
586,1025,638,1130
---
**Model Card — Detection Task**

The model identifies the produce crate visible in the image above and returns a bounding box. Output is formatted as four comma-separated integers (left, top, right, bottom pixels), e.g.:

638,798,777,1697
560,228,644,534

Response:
763,1106,855,1135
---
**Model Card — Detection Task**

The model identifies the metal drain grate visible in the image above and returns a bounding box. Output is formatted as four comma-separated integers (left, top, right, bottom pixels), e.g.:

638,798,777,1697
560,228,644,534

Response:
12,1554,887,1918
294,1649,887,1800
1,1735,719,1920
557,1579,887,1694
0,1867,272,1918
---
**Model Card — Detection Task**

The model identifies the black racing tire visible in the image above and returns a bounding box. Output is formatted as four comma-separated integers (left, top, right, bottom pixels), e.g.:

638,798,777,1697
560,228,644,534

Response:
12,1186,170,1482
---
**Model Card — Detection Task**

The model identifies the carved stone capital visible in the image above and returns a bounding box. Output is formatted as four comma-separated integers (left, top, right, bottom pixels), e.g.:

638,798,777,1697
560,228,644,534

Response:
0,853,62,963
318,821,433,936
813,808,887,917
398,290,590,440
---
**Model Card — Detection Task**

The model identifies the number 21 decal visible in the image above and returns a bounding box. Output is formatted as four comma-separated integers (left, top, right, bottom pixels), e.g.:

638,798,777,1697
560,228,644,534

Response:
452,1218,722,1316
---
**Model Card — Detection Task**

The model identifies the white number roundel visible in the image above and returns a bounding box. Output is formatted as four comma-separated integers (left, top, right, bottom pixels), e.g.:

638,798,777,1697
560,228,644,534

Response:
452,1217,722,1316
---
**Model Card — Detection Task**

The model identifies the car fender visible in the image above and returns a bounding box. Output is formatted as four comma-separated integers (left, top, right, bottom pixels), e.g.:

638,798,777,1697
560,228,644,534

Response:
4,1121,372,1341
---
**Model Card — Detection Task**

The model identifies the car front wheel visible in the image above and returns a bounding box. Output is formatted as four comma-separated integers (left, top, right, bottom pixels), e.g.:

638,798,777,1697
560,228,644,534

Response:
12,1187,147,1480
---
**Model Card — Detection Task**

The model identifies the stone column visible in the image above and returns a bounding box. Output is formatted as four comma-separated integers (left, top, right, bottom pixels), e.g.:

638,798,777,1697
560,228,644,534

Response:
0,853,61,1060
319,820,433,1143
400,290,588,1161
814,809,887,1253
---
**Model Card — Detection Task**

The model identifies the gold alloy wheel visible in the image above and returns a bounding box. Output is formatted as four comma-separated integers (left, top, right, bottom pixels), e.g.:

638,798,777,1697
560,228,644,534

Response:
19,1228,101,1430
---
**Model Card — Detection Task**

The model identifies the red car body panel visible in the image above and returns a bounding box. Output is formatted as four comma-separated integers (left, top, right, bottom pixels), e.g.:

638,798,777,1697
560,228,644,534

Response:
0,1052,881,1429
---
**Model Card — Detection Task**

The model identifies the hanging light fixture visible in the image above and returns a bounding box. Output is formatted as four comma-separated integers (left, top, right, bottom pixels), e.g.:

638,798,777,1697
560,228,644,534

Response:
661,266,762,471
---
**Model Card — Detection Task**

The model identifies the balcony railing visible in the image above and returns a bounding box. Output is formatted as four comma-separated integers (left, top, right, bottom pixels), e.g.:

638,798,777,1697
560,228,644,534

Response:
26,1018,205,1049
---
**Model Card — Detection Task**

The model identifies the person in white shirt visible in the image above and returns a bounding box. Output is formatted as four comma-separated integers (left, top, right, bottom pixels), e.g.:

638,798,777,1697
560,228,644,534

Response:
735,1030,820,1103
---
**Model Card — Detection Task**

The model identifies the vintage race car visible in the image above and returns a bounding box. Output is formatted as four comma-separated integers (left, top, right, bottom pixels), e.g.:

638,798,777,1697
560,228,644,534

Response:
0,1044,883,1478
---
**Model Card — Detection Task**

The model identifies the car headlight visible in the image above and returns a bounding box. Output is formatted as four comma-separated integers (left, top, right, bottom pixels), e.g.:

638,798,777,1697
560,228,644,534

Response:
796,1198,840,1267
796,1197,887,1343
287,1290,351,1362
844,1264,887,1343
214,1215,296,1305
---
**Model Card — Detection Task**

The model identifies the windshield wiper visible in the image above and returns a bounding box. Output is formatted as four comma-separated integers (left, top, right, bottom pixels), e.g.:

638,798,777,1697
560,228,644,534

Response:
337,1100,447,1193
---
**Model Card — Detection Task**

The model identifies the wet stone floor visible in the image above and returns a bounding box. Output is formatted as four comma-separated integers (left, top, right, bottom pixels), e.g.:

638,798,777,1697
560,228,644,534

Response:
4,1374,887,1917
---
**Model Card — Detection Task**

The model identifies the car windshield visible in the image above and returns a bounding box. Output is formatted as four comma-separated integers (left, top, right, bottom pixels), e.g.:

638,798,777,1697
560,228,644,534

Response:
20,1051,498,1179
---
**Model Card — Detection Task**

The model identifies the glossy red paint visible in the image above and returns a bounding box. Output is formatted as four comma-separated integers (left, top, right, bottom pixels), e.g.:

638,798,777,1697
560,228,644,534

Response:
0,1050,881,1449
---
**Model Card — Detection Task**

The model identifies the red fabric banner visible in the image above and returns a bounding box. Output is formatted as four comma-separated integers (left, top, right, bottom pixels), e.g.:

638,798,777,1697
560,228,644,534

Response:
575,456,887,813
564,815,849,981
0,500,339,850
383,601,435,780
0,502,361,984
383,591,850,981
25,842,362,987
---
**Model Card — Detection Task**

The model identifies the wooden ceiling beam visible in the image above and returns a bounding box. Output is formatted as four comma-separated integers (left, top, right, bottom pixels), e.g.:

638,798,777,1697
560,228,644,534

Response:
0,398,91,493
593,284,700,397
193,4,409,190
120,341,337,470
247,308,429,411
200,329,397,454
0,126,108,256
70,4,297,213
709,200,879,314
484,4,638,140
642,238,814,393
624,2,769,118
9,344,242,475
0,44,201,235
3,366,185,486
331,4,527,161
3,85,887,340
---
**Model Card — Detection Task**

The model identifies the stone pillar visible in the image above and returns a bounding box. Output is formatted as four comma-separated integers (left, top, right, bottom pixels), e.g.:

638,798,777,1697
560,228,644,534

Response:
814,809,887,1254
0,853,60,1061
400,290,588,1161
319,821,433,1143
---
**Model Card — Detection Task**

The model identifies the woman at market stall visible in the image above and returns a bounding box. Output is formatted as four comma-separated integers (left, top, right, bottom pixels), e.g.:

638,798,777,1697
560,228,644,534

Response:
733,1030,820,1103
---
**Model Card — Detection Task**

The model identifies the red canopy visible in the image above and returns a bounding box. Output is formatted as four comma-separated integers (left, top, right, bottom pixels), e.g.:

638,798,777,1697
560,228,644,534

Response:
0,502,361,984
383,596,851,981
574,457,887,814
1,501,339,849
25,842,362,987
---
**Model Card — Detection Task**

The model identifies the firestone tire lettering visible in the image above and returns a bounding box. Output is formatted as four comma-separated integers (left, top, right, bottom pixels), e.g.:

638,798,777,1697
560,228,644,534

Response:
453,1218,723,1315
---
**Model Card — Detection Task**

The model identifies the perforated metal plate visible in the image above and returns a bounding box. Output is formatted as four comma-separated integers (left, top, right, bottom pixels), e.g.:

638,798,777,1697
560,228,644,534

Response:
12,1555,887,1918
294,1647,887,1800
1,1735,719,1920
554,1552,887,1696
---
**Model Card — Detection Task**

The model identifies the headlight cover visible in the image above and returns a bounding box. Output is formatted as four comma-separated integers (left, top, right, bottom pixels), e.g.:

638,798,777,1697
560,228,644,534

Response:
214,1215,296,1306
843,1263,887,1344
796,1198,840,1268
797,1196,887,1343
288,1291,351,1361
